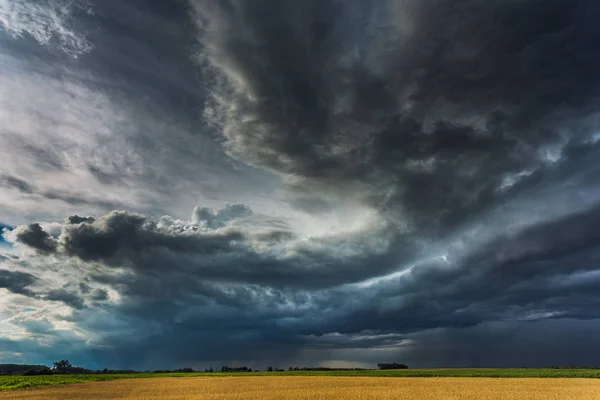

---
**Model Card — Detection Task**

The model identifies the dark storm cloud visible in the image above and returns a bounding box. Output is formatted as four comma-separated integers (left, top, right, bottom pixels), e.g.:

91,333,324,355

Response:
393,319,600,368
8,200,600,368
67,215,96,225
177,0,600,367
301,202,600,338
89,288,108,301
45,289,85,309
197,0,600,235
11,223,57,254
0,269,37,296
58,210,243,262
4,0,600,370
9,206,396,289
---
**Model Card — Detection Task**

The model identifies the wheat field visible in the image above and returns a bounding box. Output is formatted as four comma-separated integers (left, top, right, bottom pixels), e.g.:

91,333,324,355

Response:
1,376,599,400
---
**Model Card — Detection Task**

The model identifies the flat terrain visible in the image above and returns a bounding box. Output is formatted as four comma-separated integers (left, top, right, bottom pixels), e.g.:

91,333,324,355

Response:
2,369,600,392
1,376,600,400
3,369,600,392
0,368,600,392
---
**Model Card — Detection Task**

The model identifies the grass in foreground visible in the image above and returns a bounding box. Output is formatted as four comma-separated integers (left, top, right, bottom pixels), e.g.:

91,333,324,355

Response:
2,369,600,392
2,376,600,400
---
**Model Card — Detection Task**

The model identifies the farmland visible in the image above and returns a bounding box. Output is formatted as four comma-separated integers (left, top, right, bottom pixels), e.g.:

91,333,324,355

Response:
1,376,600,400
2,369,600,392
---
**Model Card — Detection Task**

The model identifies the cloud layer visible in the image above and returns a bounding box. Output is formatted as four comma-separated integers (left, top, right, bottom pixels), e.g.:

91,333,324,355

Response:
2,0,600,369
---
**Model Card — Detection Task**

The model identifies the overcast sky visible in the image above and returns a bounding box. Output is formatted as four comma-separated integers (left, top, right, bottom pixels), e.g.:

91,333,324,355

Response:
2,0,600,370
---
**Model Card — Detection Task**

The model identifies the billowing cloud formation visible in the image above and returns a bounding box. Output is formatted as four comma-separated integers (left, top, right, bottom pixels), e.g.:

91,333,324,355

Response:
10,223,57,253
4,200,600,369
2,0,600,370
7,205,392,288
196,0,600,230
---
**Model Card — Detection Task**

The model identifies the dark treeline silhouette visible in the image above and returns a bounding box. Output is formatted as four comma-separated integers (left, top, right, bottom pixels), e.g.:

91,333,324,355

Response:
0,364,51,376
51,360,97,375
220,366,254,372
267,366,368,372
0,362,136,376
377,363,408,370
23,367,53,376
99,368,138,374
2,361,417,376
152,368,196,373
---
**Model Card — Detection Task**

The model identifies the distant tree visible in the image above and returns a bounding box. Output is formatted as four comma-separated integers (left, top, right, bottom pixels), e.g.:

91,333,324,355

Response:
53,360,72,371
268,366,273,372
377,362,408,370
289,366,293,371
220,365,254,373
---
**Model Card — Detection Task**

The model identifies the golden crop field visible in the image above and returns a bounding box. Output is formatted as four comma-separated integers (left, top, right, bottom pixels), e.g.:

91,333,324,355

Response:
1,376,599,400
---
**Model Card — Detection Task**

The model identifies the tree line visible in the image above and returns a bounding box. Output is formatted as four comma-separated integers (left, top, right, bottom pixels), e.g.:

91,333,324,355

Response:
1,360,411,376
377,363,408,370
0,361,137,376
267,366,368,372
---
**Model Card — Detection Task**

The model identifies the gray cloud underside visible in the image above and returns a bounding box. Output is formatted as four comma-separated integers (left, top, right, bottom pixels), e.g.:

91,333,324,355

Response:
5,199,600,368
3,0,600,369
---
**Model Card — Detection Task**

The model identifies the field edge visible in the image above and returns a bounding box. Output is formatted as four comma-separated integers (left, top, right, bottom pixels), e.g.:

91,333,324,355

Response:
2,368,600,392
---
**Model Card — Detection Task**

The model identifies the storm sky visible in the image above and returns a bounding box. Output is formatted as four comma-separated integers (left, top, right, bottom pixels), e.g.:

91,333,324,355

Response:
2,0,600,370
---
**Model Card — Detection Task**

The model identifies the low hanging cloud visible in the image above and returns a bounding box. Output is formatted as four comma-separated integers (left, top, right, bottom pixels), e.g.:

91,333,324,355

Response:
4,199,600,368
5,204,394,289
